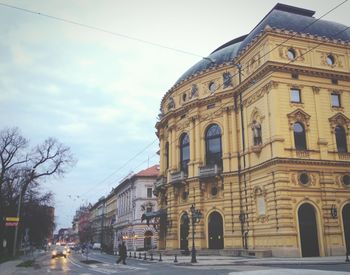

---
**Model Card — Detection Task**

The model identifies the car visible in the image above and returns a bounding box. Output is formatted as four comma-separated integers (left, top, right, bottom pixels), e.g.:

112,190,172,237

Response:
92,243,101,250
51,246,67,258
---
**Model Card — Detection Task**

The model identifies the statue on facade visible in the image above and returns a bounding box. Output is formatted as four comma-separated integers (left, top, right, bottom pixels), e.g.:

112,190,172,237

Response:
252,120,262,145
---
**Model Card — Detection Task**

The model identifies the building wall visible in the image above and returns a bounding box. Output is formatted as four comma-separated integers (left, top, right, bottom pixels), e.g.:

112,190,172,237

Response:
113,169,159,252
155,19,350,257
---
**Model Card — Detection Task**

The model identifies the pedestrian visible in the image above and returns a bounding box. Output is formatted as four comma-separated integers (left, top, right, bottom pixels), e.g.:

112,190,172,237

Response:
121,242,127,264
116,244,122,264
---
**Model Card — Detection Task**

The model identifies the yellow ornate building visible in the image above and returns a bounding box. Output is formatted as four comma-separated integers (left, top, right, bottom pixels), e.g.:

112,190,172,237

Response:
154,3,350,257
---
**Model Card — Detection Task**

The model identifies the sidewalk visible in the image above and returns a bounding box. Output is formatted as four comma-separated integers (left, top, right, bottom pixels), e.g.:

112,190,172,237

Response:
125,252,350,266
0,250,46,275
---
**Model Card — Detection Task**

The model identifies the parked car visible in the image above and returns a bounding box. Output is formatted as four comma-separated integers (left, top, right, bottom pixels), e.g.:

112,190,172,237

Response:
92,243,101,250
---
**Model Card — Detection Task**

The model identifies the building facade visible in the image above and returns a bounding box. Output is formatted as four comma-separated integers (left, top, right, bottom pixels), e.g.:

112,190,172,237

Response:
89,197,105,244
113,165,159,252
154,3,350,257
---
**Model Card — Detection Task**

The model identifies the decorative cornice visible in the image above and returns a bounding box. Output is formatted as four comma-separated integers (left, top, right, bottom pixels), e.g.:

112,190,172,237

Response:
243,80,278,107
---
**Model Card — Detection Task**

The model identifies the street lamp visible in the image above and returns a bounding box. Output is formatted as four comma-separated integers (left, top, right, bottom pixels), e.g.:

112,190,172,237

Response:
190,204,202,263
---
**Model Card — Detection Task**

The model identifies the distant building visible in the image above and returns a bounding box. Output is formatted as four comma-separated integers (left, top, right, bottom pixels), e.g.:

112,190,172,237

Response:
113,165,160,251
89,197,105,244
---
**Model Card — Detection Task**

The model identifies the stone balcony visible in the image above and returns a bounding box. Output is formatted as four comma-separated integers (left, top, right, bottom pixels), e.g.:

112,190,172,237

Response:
170,170,187,185
154,176,167,190
198,164,222,180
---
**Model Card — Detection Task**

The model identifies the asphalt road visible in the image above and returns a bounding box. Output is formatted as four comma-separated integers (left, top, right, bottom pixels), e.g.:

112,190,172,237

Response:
12,251,350,275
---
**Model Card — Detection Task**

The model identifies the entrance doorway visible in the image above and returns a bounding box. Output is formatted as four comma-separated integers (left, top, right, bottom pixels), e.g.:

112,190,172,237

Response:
342,203,350,254
298,203,320,257
144,231,153,250
208,211,224,249
180,212,189,251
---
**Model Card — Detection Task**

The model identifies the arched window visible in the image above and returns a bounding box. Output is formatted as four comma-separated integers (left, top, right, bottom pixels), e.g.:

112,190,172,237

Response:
165,142,169,169
335,125,348,152
180,133,190,173
205,124,222,167
294,122,307,150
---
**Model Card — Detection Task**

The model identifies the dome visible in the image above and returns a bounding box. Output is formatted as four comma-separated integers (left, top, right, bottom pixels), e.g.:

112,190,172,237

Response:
174,3,350,86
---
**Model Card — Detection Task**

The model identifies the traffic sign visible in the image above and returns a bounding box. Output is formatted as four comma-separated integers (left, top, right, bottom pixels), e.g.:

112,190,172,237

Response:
5,222,18,227
6,217,19,222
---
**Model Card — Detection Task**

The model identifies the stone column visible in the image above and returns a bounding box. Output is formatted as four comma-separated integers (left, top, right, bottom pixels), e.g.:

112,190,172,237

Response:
172,129,177,171
189,118,195,177
195,118,201,176
222,107,230,172
159,131,164,174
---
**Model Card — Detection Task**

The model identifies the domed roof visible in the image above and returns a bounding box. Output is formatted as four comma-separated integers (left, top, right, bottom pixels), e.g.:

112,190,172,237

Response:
174,3,350,86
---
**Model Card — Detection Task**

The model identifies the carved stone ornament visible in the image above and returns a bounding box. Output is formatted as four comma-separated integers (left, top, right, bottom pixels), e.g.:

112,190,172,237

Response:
243,81,278,107
328,113,350,133
223,72,233,88
287,108,311,130
312,86,320,94
167,97,175,110
190,84,198,98
278,46,305,61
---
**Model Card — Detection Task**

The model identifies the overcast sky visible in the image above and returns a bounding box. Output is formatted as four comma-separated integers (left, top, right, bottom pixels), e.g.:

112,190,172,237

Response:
0,0,349,230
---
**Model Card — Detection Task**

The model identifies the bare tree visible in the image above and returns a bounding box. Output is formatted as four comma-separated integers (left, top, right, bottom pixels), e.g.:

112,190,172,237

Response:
0,127,76,255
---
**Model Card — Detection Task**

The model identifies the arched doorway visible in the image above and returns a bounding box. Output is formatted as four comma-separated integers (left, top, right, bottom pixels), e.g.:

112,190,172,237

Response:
298,203,320,257
208,211,224,249
180,212,189,251
342,203,350,254
144,231,153,251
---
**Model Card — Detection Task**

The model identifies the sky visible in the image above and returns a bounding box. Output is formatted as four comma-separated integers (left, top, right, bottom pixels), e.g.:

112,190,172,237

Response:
0,0,349,230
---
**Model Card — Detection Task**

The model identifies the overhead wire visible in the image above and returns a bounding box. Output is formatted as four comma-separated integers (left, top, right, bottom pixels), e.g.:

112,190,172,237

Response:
0,2,204,59
72,2,350,204
7,1,346,203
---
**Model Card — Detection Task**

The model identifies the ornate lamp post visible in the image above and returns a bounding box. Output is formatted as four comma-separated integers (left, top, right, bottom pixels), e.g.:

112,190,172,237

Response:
190,204,202,263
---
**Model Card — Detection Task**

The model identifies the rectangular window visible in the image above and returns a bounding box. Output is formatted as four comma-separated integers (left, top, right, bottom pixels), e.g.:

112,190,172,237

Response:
331,93,341,107
290,88,301,103
147,188,152,198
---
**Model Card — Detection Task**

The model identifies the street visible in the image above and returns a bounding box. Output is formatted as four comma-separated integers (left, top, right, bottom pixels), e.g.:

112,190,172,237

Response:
7,250,350,275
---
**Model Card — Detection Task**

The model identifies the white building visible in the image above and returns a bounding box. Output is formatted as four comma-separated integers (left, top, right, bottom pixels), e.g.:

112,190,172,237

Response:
113,165,159,252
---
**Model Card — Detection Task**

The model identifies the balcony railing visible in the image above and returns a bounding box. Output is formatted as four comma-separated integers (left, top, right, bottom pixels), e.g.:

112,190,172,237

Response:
154,176,167,190
170,170,187,184
198,164,222,179
296,150,310,158
338,152,350,160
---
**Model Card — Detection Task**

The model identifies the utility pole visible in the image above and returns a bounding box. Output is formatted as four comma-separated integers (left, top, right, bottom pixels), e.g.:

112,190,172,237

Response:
13,190,23,257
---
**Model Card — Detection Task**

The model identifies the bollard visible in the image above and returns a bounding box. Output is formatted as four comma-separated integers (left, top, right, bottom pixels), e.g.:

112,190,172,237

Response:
150,253,154,261
134,252,136,258
174,254,178,263
159,252,162,262
143,252,147,260
138,252,141,259
129,252,131,258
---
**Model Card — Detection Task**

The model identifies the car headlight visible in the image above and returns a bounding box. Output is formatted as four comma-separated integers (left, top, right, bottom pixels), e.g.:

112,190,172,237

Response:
52,250,57,255
63,250,67,255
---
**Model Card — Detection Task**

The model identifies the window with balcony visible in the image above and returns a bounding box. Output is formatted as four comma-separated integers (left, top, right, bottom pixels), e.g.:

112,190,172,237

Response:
205,124,222,167
294,122,307,150
335,125,348,152
180,133,190,174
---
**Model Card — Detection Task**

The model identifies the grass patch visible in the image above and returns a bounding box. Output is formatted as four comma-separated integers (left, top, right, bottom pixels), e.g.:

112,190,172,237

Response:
16,260,35,267
0,255,18,264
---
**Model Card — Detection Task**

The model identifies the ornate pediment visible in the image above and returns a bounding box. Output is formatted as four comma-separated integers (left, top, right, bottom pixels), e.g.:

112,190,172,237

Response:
328,113,350,132
287,108,311,129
